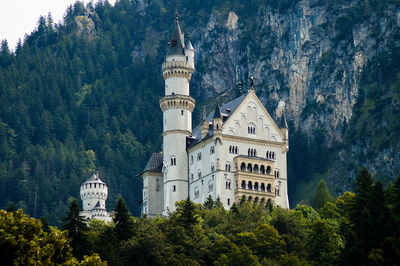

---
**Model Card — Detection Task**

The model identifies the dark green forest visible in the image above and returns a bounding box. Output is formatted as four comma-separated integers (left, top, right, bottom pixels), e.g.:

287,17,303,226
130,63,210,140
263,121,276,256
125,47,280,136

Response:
2,169,400,265
1,0,400,225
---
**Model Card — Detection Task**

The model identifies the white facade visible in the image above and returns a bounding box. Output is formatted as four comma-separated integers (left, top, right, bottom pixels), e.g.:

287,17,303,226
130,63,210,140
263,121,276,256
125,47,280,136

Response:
80,173,112,223
142,14,289,217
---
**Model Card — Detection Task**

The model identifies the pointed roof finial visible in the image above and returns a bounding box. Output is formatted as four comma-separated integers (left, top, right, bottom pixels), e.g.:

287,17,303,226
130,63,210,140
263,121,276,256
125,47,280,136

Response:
249,74,254,90
213,100,222,119
237,81,242,97
167,9,185,56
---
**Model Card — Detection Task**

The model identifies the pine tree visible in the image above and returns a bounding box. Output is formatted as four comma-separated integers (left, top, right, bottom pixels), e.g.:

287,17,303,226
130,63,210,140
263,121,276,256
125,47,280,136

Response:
312,179,333,210
61,198,88,259
113,198,134,241
203,195,214,209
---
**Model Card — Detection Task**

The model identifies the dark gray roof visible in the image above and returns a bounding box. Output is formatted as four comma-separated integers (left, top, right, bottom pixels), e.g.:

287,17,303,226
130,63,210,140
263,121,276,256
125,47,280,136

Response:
84,173,105,184
213,102,222,119
278,112,288,129
143,152,163,172
166,13,185,56
189,92,249,147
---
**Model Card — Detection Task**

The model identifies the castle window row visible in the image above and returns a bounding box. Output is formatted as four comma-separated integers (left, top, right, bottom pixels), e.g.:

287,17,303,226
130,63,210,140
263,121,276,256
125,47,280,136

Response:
248,126,256,134
229,145,238,154
166,100,190,109
241,195,272,205
82,183,106,189
240,180,272,193
248,148,257,157
267,151,276,160
240,162,272,175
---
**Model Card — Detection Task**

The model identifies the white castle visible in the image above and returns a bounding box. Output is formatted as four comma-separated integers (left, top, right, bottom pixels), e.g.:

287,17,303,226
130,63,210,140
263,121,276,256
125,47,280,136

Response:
142,13,289,216
80,172,112,222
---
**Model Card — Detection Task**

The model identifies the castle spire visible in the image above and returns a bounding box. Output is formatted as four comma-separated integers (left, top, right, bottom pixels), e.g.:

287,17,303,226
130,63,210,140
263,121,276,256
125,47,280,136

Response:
167,10,185,56
213,100,222,119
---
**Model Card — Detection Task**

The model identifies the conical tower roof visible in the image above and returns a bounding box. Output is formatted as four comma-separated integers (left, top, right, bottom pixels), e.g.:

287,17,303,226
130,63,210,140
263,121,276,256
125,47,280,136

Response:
213,101,222,119
167,11,185,56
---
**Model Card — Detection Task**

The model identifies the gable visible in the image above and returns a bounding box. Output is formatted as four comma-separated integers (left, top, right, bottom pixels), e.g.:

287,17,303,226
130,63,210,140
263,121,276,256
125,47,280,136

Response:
222,91,284,142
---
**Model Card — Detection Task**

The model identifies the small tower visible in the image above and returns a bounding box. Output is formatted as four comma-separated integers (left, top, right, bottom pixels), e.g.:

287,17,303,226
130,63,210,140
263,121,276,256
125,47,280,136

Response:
80,172,112,222
159,12,195,214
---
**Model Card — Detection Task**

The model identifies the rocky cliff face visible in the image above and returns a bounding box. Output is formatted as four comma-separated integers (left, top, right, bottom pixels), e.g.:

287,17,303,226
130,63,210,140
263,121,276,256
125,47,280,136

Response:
176,0,400,192
131,0,400,194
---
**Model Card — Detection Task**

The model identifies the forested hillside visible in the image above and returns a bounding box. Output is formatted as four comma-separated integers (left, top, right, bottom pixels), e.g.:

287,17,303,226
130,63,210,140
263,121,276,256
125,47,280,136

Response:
0,0,400,224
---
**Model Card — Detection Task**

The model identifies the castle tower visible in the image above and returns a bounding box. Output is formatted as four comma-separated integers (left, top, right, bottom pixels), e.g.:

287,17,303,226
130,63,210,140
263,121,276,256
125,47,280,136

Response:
159,12,195,214
80,172,112,222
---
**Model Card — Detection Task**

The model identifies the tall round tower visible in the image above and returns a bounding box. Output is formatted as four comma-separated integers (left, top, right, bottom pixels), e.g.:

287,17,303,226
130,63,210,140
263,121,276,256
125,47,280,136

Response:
80,172,112,222
159,12,195,214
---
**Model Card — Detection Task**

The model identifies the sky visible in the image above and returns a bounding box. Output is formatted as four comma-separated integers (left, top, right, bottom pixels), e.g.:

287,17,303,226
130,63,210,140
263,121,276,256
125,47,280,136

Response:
0,0,116,50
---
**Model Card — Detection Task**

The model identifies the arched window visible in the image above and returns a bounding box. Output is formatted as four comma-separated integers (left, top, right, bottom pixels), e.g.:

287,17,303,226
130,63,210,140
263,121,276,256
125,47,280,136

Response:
248,181,253,190
191,173,194,181
267,183,272,193
248,148,251,156
210,146,215,154
170,156,176,166
260,165,265,174
225,162,231,172
241,180,246,189
211,163,215,172
261,183,265,191
194,187,199,198
254,182,259,190
226,179,231,189
272,152,275,159
181,110,184,116
229,146,232,153
197,153,202,161
247,163,252,173
241,162,246,171
173,185,176,192
254,164,259,173
190,155,194,165
235,146,238,154
208,181,213,192
266,166,271,175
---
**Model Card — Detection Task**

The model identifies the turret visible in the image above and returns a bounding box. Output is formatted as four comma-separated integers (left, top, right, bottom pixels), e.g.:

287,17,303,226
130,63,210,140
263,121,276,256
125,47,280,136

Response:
212,101,223,132
160,12,195,215
80,172,112,222
184,34,194,69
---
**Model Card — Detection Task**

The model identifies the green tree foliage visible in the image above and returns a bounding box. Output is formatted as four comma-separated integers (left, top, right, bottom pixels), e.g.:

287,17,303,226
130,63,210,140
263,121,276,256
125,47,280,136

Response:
0,209,104,265
62,197,88,259
312,179,334,210
114,198,135,241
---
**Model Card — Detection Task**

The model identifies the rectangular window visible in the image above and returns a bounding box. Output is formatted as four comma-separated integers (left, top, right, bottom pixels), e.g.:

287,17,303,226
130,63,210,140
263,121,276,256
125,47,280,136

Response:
228,199,230,205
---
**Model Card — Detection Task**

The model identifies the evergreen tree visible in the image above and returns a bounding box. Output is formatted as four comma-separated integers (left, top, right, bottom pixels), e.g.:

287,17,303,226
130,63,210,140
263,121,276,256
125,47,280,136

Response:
203,195,214,209
113,198,134,241
312,179,333,210
61,198,88,259
176,197,198,227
